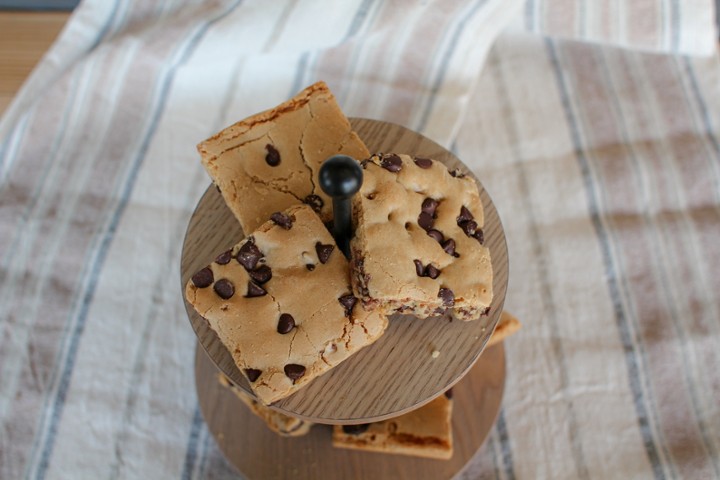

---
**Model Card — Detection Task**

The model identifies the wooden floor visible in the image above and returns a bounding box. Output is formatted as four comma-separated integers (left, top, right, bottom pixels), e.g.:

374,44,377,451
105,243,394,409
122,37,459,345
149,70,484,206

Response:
0,11,70,114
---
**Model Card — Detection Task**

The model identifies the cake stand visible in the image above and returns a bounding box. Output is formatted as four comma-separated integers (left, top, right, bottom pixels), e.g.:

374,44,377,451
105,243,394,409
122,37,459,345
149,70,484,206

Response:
180,119,509,477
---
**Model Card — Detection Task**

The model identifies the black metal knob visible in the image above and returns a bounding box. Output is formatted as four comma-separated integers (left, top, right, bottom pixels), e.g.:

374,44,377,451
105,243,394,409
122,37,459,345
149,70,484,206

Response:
319,155,363,257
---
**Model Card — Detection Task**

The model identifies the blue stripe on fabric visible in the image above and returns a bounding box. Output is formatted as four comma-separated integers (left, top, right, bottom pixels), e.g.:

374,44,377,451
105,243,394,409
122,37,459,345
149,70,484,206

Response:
485,436,503,480
289,52,311,98
31,3,243,478
670,0,680,52
343,0,375,40
0,110,31,182
196,429,213,479
495,409,516,480
545,38,667,480
577,0,587,37
330,0,380,106
181,405,205,480
416,0,490,132
524,0,534,30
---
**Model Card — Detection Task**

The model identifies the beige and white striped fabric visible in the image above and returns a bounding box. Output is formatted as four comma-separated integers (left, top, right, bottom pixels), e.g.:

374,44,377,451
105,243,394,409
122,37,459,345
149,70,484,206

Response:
1,1,718,478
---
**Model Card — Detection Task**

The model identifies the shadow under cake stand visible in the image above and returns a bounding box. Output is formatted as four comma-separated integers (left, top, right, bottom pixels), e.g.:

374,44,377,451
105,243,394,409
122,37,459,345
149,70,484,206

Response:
181,119,509,478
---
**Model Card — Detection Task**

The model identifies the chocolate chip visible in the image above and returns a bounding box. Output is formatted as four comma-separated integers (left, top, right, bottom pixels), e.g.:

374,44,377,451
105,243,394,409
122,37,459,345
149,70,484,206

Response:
338,294,357,317
380,154,402,172
284,364,306,381
425,264,440,279
418,212,434,231
414,259,425,277
270,212,293,230
191,267,213,288
248,265,272,284
438,288,455,307
414,260,441,279
306,264,315,271
213,279,234,299
473,228,484,245
427,229,444,243
237,239,262,271
414,157,433,169
449,168,465,178
265,144,280,166
277,314,295,334
459,220,478,237
457,206,474,224
421,198,439,217
481,306,491,316
245,368,261,382
245,281,267,298
342,424,370,435
444,388,453,399
303,194,324,213
441,238,457,256
315,242,334,264
215,250,232,265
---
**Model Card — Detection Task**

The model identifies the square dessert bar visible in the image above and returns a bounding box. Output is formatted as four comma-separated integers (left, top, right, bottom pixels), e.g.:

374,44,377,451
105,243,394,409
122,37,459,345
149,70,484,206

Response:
332,391,454,459
351,153,493,321
185,204,388,405
197,81,370,233
217,373,313,437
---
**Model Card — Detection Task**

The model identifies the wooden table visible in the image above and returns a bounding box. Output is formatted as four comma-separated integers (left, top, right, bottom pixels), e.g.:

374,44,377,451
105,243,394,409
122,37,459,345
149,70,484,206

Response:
0,11,69,114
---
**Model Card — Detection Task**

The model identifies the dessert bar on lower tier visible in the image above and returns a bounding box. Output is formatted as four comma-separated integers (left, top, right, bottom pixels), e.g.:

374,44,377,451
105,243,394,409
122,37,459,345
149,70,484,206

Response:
185,204,388,404
332,391,453,459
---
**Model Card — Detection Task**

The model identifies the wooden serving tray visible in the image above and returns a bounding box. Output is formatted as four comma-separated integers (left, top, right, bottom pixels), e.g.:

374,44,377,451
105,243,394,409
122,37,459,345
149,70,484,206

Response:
195,341,505,479
180,118,509,423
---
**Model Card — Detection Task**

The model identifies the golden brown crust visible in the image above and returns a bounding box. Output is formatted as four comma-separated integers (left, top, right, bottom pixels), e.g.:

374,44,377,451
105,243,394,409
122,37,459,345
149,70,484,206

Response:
196,81,370,233
332,395,453,459
350,153,493,321
487,310,522,347
185,205,387,405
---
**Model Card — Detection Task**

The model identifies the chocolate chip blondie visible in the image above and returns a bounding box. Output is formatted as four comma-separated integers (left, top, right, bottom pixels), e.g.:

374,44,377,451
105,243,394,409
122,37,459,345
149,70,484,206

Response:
332,390,453,459
351,153,493,321
217,373,313,437
197,81,370,233
185,204,388,405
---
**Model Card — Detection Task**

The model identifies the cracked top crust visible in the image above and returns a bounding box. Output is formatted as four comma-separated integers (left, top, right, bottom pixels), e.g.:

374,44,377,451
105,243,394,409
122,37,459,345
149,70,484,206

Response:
332,393,453,459
350,154,493,321
197,81,370,233
185,204,388,405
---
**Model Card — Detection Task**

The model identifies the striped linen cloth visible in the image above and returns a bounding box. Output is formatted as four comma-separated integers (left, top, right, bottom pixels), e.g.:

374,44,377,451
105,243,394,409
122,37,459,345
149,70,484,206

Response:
0,0,718,478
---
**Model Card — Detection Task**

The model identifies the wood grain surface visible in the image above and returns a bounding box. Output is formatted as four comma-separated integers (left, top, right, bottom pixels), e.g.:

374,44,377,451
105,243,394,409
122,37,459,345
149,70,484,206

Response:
180,118,509,424
195,341,506,480
0,11,69,114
